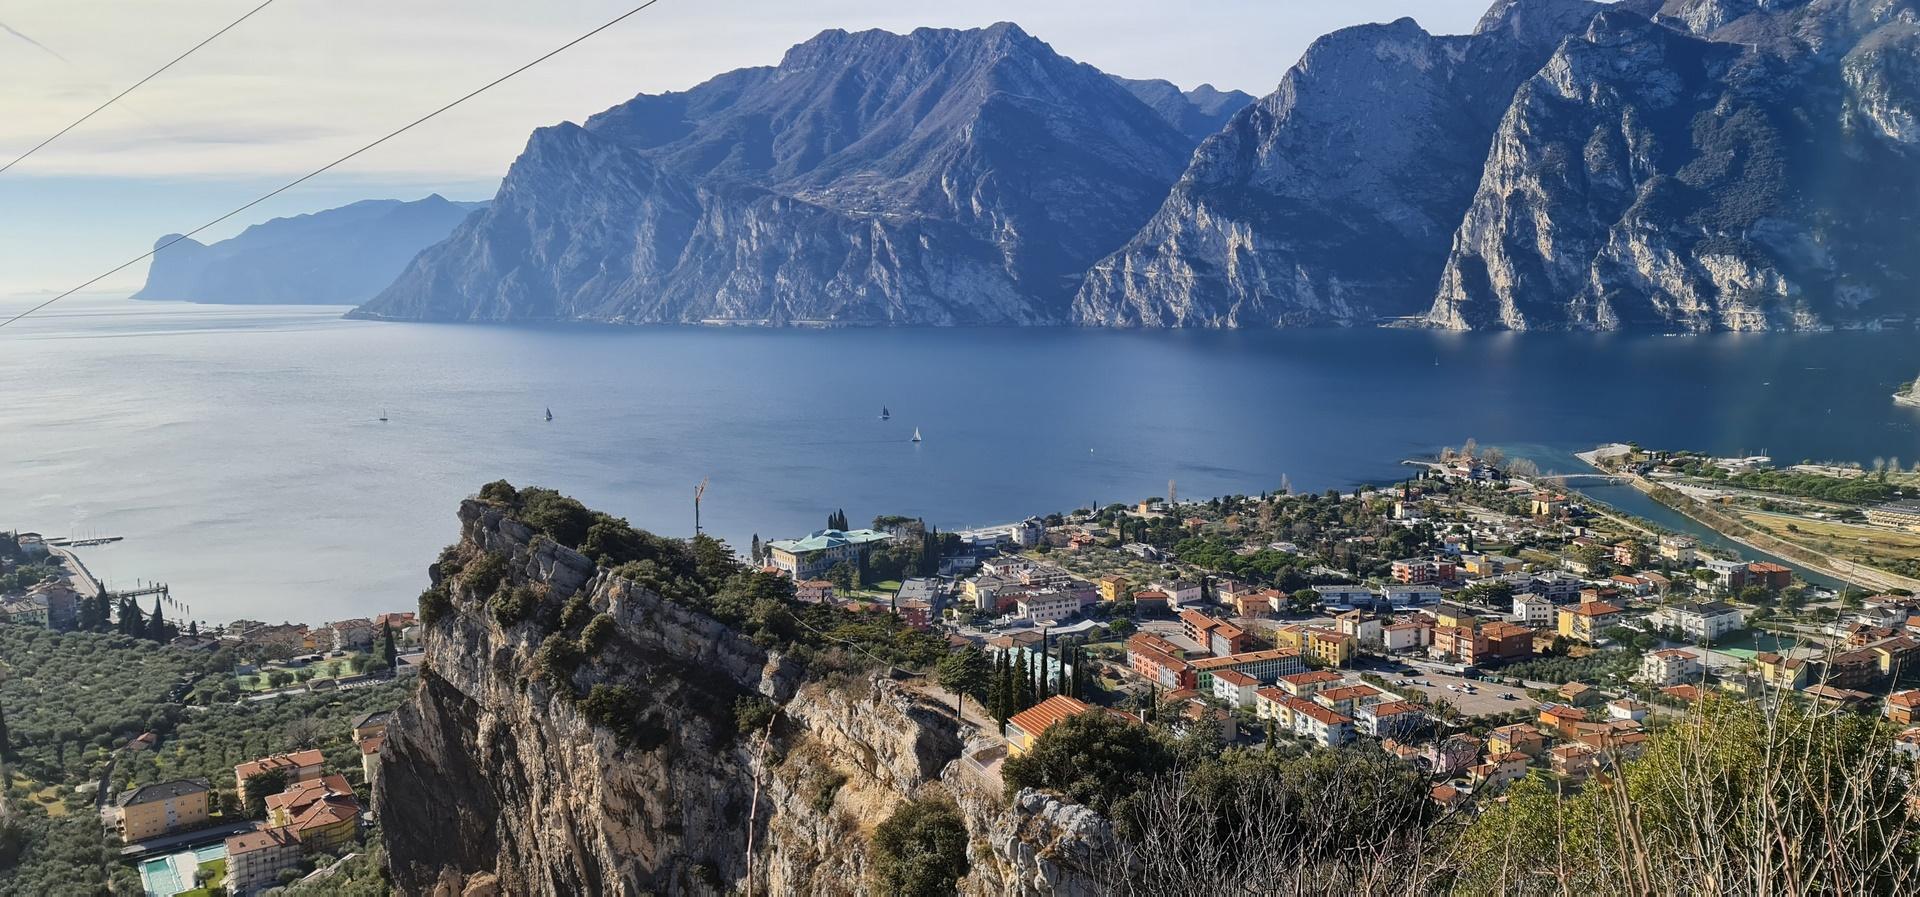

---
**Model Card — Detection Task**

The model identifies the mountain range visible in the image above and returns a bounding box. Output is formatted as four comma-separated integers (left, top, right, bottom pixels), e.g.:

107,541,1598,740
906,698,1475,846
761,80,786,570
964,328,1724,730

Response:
132,195,485,305
148,0,1920,331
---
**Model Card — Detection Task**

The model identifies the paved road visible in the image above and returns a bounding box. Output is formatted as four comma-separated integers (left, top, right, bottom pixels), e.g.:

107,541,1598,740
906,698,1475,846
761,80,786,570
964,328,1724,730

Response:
50,546,102,598
119,819,256,858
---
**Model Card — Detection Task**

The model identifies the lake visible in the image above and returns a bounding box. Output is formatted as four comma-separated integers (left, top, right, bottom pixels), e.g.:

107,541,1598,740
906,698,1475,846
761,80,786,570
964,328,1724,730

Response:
5,294,1920,624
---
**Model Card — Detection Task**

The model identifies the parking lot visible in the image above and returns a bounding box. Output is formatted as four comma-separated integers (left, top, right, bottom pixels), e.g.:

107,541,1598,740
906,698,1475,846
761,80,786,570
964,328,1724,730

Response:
1383,667,1537,718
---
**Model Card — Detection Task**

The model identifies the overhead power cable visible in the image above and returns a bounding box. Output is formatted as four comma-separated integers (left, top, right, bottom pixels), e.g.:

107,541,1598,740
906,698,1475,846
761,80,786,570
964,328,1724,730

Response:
0,0,669,331
0,0,282,178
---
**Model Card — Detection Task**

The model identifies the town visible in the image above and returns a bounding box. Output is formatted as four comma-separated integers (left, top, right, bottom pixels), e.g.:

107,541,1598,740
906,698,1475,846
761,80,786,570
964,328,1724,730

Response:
7,442,1920,894
748,446,1920,808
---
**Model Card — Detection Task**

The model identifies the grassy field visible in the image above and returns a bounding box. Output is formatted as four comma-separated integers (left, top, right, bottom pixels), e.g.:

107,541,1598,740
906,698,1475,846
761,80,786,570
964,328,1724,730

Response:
1734,510,1920,563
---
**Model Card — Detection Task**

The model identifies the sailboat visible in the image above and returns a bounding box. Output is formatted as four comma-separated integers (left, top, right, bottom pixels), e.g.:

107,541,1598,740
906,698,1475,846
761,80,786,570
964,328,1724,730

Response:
911,427,922,443
880,405,891,420
378,408,388,423
545,407,554,422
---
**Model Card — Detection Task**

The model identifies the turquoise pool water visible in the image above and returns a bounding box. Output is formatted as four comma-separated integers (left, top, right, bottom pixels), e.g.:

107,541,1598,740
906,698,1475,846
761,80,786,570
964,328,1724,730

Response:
193,844,226,863
139,857,183,896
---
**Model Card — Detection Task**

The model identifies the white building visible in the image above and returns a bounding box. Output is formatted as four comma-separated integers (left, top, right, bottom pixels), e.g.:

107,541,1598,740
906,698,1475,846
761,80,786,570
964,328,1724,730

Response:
1652,601,1745,641
1512,594,1555,628
1382,620,1430,653
1637,649,1704,686
1209,669,1258,708
1312,585,1376,610
1016,592,1081,623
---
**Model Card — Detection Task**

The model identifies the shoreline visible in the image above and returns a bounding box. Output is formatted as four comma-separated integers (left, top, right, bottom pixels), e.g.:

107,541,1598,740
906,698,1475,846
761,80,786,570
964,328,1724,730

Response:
1574,447,1920,593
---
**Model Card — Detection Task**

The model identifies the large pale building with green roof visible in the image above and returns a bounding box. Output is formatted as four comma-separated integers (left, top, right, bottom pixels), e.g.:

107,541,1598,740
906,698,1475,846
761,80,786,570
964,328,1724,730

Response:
766,529,894,578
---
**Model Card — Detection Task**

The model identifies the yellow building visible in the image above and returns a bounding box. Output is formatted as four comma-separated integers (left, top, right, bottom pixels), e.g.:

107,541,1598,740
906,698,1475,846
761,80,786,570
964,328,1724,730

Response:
1303,629,1356,667
1097,575,1131,603
1005,695,1092,756
114,779,211,843
1432,603,1478,629
265,773,361,852
1557,602,1624,644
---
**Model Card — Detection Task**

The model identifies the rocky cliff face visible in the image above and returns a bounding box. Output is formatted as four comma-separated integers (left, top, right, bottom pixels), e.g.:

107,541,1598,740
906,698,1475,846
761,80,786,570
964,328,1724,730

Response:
376,499,1109,896
353,24,1197,326
1070,0,1623,327
1428,0,1920,330
1110,77,1256,142
133,196,484,305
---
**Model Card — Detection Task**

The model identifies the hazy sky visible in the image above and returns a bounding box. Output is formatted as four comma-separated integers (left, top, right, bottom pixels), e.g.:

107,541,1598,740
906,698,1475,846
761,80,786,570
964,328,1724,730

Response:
0,0,1495,296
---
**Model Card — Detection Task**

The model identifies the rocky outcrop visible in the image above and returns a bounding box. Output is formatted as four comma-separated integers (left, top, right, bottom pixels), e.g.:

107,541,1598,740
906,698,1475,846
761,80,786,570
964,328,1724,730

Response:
353,24,1196,326
1428,0,1920,330
133,196,484,305
376,499,1108,895
1071,0,1622,327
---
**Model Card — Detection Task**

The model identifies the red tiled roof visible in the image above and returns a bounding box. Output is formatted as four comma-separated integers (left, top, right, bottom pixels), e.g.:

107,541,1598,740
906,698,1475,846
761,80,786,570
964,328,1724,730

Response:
1211,669,1256,687
1367,700,1422,717
1318,684,1381,702
1277,670,1343,686
226,827,297,855
235,749,325,783
1007,695,1093,739
1568,603,1623,616
1191,648,1301,671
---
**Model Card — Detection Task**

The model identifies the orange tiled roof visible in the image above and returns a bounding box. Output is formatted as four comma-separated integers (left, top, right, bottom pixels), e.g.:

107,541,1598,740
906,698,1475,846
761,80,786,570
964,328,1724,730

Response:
1277,670,1343,686
1191,648,1301,671
235,749,325,783
1007,695,1093,739
1211,669,1257,687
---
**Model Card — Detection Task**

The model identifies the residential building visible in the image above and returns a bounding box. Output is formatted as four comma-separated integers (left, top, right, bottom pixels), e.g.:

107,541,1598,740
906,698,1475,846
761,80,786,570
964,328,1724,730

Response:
1209,669,1258,708
1180,609,1251,657
327,618,375,652
265,774,361,852
1538,704,1590,738
1227,589,1277,618
114,779,211,843
1469,752,1532,792
1557,602,1624,644
1866,499,1920,532
1652,601,1745,641
1753,652,1812,690
1461,554,1525,578
1887,689,1920,725
1261,693,1354,748
1557,681,1601,706
234,749,326,804
1313,683,1385,716
1433,620,1535,666
1130,590,1170,615
1391,557,1455,585
1513,594,1555,627
1097,574,1130,603
794,579,836,604
1006,695,1093,756
1303,628,1357,667
1608,698,1649,722
1126,633,1193,689
1529,493,1568,517
1550,743,1601,783
1489,722,1550,758
1156,579,1204,606
1637,649,1704,686
1705,558,1750,591
1431,602,1478,628
225,828,304,895
1658,535,1698,563
1382,619,1431,653
1190,648,1305,687
765,528,894,578
1276,669,1344,697
1355,700,1425,738
1746,562,1793,591
1015,591,1080,623
1335,610,1383,649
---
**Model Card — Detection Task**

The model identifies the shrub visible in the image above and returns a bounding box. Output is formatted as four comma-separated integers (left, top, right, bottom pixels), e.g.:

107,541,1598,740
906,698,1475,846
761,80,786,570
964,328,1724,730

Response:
489,586,538,628
534,634,581,689
578,614,616,654
579,684,665,749
1003,711,1173,814
461,552,509,597
733,696,776,735
870,796,970,897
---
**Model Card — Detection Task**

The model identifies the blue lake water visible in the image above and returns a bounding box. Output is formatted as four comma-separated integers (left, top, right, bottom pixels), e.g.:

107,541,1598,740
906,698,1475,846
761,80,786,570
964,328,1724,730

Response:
4,294,1920,623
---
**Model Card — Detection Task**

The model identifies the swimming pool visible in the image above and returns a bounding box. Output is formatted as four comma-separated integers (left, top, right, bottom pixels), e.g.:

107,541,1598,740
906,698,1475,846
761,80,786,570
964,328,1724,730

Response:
139,857,184,897
193,844,226,864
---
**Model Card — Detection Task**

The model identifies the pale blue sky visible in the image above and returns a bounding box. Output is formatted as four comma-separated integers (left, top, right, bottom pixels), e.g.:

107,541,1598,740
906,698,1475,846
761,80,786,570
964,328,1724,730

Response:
0,0,1495,297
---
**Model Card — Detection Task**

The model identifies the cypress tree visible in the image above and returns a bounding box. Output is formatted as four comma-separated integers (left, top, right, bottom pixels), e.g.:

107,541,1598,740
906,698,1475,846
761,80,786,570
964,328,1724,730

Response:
120,597,144,637
1013,651,1031,711
381,622,399,669
0,699,10,759
147,598,168,642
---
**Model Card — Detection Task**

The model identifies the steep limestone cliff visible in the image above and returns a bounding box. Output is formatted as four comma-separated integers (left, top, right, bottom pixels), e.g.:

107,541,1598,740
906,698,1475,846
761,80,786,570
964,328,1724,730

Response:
375,499,1108,896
